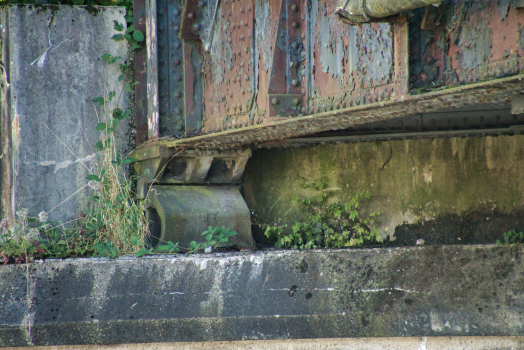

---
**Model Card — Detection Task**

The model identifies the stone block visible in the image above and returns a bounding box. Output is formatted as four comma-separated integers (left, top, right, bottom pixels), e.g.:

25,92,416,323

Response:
1,244,524,346
0,5,130,226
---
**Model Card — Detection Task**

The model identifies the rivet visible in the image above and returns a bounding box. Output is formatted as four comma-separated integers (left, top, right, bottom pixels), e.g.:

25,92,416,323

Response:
173,26,180,31
240,35,245,41
175,75,182,82
237,22,241,29
240,7,244,13
243,47,248,53
173,8,180,16
248,6,252,11
245,75,249,81
175,91,182,98
193,24,201,30
244,21,248,26
228,37,233,43
173,59,181,66
291,4,298,11
229,91,234,97
160,109,166,115
291,79,299,87
175,108,182,115
228,10,232,17
198,0,206,6
187,12,195,19
292,21,299,28
241,89,245,94
291,42,299,50
174,42,181,49
271,97,279,105
292,98,301,106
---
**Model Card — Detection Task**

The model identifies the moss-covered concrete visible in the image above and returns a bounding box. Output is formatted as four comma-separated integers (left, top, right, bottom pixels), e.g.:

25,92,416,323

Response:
243,135,524,244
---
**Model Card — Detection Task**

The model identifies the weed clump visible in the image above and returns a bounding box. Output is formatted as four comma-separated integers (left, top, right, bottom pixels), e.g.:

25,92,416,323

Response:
261,177,381,250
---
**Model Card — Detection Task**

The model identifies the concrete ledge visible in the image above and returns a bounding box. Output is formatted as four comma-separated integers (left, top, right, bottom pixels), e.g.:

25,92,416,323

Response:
1,244,524,346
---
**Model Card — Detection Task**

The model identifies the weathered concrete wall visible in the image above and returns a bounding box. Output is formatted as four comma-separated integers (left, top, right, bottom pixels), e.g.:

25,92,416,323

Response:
0,5,130,225
243,135,524,244
9,336,524,349
1,245,524,346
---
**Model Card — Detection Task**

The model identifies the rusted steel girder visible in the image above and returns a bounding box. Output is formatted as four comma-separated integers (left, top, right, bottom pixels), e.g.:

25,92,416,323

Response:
134,0,524,149
130,74,524,152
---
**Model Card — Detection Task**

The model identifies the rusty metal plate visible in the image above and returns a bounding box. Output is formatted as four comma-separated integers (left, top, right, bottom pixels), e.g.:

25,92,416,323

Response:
307,0,408,114
201,0,256,134
410,0,524,90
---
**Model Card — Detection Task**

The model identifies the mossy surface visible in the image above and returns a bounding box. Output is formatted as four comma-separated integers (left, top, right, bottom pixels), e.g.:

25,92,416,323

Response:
243,135,524,244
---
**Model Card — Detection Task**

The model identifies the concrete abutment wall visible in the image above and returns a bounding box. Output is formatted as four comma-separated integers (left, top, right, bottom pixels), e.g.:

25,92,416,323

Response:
244,135,524,246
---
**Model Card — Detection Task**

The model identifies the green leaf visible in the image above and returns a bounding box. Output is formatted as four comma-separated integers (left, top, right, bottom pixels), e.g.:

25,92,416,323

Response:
219,237,228,242
209,240,217,246
71,0,85,4
93,97,105,106
135,248,148,257
112,34,125,41
205,233,213,242
113,20,124,31
122,157,137,165
108,91,116,102
86,174,101,182
96,123,107,131
95,141,105,150
228,231,238,237
132,30,145,42
102,53,113,62
157,245,170,252
129,44,140,52
123,110,132,119
190,241,197,249
125,24,134,34
125,15,134,23
112,108,124,120
118,74,124,82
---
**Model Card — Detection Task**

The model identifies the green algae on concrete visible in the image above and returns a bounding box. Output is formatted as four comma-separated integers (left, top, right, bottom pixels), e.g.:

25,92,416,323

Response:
243,135,524,244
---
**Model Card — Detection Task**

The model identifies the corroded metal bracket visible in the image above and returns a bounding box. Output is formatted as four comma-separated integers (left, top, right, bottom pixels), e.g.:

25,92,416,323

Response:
267,94,304,118
132,147,252,196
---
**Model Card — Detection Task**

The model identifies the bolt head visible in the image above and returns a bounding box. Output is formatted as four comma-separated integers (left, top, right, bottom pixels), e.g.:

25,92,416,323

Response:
291,4,298,12
187,12,195,19
292,21,299,28
271,97,279,105
173,8,180,16
173,59,181,66
175,75,182,82
192,24,201,30
291,79,299,87
245,75,249,81
175,91,182,98
292,98,301,106
291,42,299,50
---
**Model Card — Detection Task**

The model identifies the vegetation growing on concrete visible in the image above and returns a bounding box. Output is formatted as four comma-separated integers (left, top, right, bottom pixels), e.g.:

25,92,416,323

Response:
261,176,381,249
